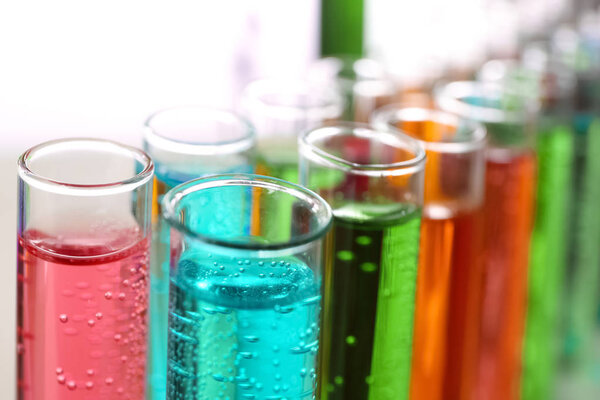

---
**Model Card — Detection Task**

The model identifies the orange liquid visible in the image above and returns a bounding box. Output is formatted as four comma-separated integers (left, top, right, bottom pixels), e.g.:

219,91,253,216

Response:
410,208,484,400
474,150,537,400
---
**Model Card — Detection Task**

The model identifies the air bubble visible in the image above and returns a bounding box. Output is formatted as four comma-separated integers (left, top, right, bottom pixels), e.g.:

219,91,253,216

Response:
114,334,122,342
95,312,103,320
55,367,63,375
87,320,95,327
118,293,126,301
360,262,377,273
59,314,68,323
105,377,113,385
86,369,94,376
337,251,354,261
356,236,372,246
85,381,93,389
104,292,113,300
57,375,66,384
66,380,77,390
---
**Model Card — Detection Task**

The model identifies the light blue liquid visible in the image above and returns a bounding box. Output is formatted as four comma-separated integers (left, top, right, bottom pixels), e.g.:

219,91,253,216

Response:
149,163,253,399
167,253,320,400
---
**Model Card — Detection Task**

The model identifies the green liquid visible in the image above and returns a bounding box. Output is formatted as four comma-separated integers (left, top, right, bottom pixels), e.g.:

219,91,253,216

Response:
320,203,421,400
320,0,363,56
564,119,600,368
522,124,574,400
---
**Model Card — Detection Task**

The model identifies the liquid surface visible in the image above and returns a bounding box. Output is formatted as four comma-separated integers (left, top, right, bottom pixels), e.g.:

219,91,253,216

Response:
320,204,421,400
167,254,320,400
475,149,537,400
17,229,149,400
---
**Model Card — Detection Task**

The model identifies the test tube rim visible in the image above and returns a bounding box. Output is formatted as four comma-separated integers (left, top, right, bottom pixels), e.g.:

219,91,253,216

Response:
143,106,256,156
299,122,426,177
434,80,539,124
17,137,154,196
161,173,333,253
370,105,487,154
241,78,345,121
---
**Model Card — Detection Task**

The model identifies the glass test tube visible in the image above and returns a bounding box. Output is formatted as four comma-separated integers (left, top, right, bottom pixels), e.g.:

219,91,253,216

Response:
17,139,154,400
372,106,487,400
298,123,425,400
143,107,255,399
436,81,538,400
161,174,332,400
241,78,344,183
480,52,577,400
307,57,398,122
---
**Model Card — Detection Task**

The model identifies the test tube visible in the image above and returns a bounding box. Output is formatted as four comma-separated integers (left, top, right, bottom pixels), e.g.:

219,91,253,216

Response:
436,81,538,400
479,52,577,400
371,106,487,400
298,123,425,400
556,24,600,396
17,139,154,399
307,57,398,122
161,174,332,399
241,78,344,183
143,107,255,399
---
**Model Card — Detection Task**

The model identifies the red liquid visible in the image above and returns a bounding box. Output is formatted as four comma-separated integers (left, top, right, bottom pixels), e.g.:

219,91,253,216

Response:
17,229,149,400
474,150,537,400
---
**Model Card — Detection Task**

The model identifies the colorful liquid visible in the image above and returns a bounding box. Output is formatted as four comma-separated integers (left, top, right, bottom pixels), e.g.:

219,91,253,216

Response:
410,208,484,400
17,229,149,400
320,203,421,400
474,149,537,400
148,164,253,399
521,124,574,400
167,253,320,399
559,118,600,395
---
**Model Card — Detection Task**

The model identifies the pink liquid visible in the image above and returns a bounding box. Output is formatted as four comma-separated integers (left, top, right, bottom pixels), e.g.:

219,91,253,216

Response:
17,229,149,400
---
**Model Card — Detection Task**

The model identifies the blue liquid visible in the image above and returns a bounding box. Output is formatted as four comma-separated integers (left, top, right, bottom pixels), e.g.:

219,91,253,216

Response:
167,254,320,399
149,163,253,399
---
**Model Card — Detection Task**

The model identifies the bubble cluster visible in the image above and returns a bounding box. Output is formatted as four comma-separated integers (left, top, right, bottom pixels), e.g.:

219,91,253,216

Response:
167,255,321,399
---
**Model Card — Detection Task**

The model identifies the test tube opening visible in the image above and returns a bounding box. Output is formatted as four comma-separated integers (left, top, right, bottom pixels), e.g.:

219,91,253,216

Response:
161,174,332,252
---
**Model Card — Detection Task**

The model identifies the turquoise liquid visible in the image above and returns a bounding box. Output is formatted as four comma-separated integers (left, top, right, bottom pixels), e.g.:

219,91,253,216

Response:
167,253,320,399
149,163,253,399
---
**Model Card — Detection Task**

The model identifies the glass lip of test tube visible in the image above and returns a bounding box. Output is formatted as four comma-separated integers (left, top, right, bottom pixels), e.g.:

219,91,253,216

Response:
370,105,487,154
161,173,333,251
298,121,426,177
241,78,344,129
143,106,256,156
308,57,398,108
17,137,154,195
434,80,540,126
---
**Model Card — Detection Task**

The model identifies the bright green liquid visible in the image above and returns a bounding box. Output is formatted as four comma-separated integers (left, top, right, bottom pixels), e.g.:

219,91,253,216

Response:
522,124,574,400
320,203,421,400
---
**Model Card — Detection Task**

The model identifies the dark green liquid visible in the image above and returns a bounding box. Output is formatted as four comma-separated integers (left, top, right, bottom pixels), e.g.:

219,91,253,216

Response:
320,203,421,400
